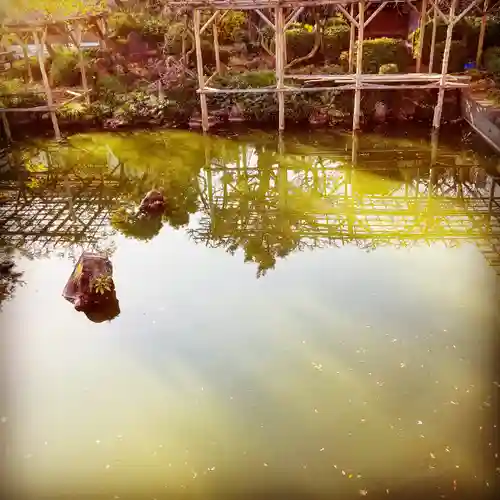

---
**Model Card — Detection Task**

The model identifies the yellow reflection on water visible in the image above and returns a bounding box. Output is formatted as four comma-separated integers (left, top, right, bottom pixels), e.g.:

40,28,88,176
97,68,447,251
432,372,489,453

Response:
0,129,498,498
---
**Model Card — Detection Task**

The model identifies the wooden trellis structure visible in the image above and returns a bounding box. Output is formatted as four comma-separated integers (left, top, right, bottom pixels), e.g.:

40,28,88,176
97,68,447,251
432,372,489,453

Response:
192,136,500,272
0,11,109,141
0,160,125,258
168,0,500,133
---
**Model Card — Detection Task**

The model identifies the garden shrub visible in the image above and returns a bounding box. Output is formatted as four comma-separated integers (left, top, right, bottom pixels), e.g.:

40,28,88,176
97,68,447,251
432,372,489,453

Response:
286,24,317,60
412,16,500,67
0,78,46,108
322,24,350,61
4,57,43,82
484,47,500,76
379,63,399,74
163,21,188,55
356,38,411,73
50,48,82,86
108,11,138,38
433,40,468,73
219,10,248,43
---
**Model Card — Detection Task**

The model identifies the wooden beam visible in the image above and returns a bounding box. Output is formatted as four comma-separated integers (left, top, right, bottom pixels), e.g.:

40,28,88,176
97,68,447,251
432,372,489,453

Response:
348,3,356,73
33,29,60,140
477,0,490,67
213,13,221,74
433,0,457,129
194,9,209,132
276,6,285,131
256,9,275,31
200,11,219,35
353,0,365,131
1,112,12,142
69,22,90,105
365,1,388,28
416,0,428,73
404,0,420,15
284,7,304,30
428,0,449,24
429,2,438,73
453,0,484,26
336,4,359,28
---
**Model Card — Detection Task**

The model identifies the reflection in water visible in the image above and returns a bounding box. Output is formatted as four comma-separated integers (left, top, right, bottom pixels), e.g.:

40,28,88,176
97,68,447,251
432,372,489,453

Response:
0,128,499,499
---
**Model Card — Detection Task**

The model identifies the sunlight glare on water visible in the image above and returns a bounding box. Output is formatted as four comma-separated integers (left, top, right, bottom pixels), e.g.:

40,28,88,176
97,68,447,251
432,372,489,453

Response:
0,128,499,499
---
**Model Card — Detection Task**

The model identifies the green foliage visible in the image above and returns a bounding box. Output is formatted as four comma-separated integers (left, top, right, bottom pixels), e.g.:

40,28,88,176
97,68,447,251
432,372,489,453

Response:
286,27,317,60
163,21,188,55
484,47,500,76
354,38,411,74
50,48,83,87
322,24,350,61
433,41,468,73
219,10,247,43
108,11,138,38
4,57,43,82
0,78,45,108
214,71,276,89
91,274,114,295
412,16,500,67
379,63,399,74
57,102,89,121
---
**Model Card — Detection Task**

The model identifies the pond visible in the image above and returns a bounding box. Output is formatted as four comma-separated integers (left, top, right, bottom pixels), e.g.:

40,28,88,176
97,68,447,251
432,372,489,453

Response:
1,127,500,499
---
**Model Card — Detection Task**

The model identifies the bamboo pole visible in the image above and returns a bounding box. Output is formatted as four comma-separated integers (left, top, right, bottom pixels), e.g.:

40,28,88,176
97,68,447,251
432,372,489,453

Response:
432,0,457,130
213,13,221,74
1,112,12,142
429,2,438,73
416,0,428,73
72,22,90,105
33,29,61,141
353,0,365,131
476,0,489,67
13,34,33,83
348,3,356,73
276,6,285,132
194,9,209,131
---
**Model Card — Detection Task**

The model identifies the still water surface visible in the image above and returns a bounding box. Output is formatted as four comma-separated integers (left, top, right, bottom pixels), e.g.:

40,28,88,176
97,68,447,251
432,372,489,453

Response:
0,128,499,499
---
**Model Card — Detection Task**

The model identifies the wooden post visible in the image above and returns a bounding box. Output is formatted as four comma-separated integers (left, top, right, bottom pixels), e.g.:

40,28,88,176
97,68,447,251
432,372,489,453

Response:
1,112,12,142
476,0,489,67
429,2,438,73
348,3,356,73
416,0,428,73
33,29,61,141
72,22,90,105
432,0,457,130
213,13,221,74
194,9,209,132
14,34,34,83
276,7,285,132
353,0,365,131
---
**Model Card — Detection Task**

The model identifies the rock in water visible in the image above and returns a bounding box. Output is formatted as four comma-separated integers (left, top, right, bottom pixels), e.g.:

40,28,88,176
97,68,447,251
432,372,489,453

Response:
63,252,119,321
139,189,166,214
0,259,14,274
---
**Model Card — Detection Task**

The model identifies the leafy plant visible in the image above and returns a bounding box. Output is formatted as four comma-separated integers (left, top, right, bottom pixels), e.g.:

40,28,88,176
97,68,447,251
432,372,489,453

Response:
219,10,247,43
379,63,399,74
57,102,88,120
352,38,411,74
91,274,114,295
484,47,500,76
322,24,350,62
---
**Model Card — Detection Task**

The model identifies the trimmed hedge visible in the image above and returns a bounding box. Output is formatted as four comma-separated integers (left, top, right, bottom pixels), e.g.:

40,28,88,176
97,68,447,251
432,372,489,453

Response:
484,47,500,76
346,38,411,73
322,24,351,61
379,63,399,74
432,41,468,73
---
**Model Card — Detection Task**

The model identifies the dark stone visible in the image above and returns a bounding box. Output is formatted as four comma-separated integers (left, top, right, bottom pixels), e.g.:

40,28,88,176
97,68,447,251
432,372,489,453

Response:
139,189,166,214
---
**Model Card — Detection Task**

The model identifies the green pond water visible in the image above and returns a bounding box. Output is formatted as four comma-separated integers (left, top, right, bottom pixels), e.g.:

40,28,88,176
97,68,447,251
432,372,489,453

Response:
0,127,500,499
